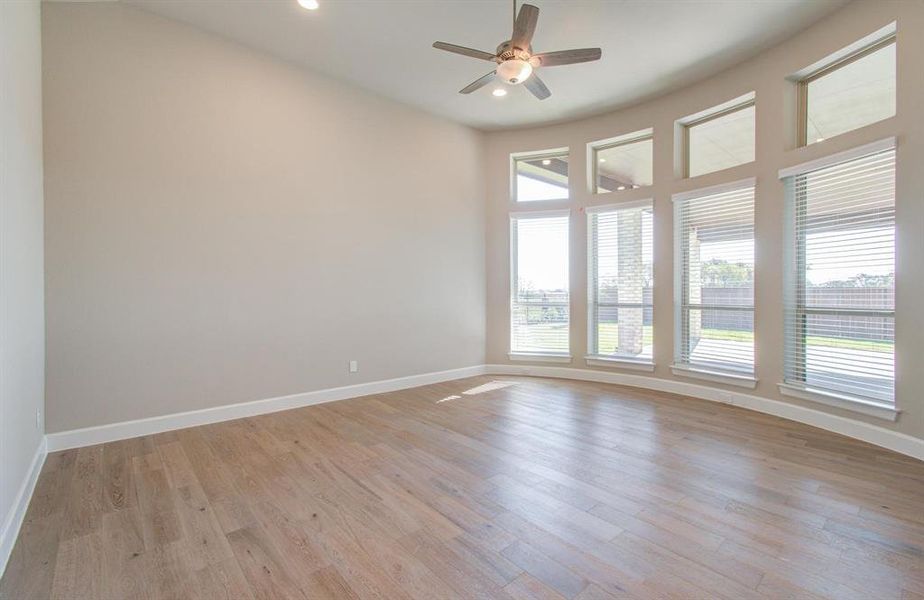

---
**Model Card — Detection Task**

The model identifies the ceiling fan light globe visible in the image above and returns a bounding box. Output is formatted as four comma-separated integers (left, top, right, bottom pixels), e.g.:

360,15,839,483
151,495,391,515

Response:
496,59,533,85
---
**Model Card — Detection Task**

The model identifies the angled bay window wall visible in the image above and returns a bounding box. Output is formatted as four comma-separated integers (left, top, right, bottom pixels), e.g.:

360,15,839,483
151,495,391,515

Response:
587,201,654,369
779,139,896,418
673,181,756,387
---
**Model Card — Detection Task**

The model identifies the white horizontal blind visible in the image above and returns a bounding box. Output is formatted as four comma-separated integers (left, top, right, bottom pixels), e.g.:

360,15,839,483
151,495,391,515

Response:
588,204,653,361
511,213,570,354
783,147,895,403
675,185,755,374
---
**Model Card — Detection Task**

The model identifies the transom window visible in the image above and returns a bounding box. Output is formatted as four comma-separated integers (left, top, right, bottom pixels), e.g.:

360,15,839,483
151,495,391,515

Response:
682,96,756,178
510,211,570,356
781,142,895,406
512,150,569,202
587,202,653,364
591,130,653,193
674,182,755,376
799,32,896,146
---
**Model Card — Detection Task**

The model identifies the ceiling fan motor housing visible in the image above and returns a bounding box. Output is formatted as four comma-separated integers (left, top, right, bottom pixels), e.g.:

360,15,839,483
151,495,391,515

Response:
496,42,534,84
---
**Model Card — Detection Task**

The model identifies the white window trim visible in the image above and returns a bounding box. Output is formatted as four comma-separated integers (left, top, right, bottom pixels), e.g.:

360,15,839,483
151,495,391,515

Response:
511,147,570,203
585,355,655,372
509,352,573,364
671,177,756,203
778,383,899,421
585,199,654,213
778,136,896,179
671,364,758,389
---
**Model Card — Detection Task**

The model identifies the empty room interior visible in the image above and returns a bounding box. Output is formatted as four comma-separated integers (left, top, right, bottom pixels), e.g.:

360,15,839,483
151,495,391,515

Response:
2,0,924,598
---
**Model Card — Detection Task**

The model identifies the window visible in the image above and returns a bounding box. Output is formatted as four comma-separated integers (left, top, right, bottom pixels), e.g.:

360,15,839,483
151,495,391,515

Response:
513,150,569,202
510,211,570,356
781,142,895,407
587,202,653,364
592,131,653,193
674,182,755,378
800,35,895,146
683,98,755,178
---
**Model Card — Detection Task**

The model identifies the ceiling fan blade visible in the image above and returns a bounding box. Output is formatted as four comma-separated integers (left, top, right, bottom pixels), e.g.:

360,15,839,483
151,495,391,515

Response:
532,48,602,67
510,4,539,50
459,71,497,94
523,74,551,100
432,42,497,62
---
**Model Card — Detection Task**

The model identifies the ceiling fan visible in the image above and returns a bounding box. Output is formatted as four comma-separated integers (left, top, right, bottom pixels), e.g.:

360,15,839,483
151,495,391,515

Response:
432,0,602,100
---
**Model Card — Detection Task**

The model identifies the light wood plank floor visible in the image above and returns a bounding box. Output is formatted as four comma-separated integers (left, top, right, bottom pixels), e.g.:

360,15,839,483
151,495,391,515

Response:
2,376,923,599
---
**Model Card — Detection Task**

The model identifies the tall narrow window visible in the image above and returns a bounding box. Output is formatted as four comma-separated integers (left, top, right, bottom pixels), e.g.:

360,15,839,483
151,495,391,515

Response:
510,212,570,356
781,142,895,408
587,202,653,365
674,182,755,379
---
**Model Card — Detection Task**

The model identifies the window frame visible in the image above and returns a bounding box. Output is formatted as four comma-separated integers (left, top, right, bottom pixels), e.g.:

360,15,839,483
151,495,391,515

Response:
509,209,572,360
510,148,570,203
682,98,756,178
585,200,654,369
671,179,757,387
778,138,898,419
590,131,654,194
796,35,896,148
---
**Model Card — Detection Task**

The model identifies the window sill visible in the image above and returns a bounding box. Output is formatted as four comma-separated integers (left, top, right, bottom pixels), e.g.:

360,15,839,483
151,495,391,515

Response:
777,383,898,422
508,352,572,364
585,356,655,372
670,364,757,389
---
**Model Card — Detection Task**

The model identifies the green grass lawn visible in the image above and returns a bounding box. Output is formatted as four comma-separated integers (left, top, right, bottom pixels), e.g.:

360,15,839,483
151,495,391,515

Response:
519,321,893,354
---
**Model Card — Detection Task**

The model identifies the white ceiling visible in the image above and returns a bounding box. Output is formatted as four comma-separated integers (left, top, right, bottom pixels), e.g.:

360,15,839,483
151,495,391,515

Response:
125,0,848,131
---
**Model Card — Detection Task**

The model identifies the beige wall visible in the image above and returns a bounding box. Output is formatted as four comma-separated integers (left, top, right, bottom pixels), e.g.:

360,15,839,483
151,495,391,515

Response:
1,0,46,554
42,3,486,432
485,0,924,439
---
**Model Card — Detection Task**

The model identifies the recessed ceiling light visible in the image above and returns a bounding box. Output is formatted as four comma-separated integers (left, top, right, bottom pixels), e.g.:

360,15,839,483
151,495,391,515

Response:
542,159,551,165
817,137,826,142
598,158,606,163
617,186,626,191
492,88,507,97
298,0,319,10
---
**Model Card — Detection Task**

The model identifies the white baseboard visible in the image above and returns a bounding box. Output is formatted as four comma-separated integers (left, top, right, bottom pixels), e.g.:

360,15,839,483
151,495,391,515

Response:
485,364,924,461
46,365,488,452
0,436,47,578
43,362,923,460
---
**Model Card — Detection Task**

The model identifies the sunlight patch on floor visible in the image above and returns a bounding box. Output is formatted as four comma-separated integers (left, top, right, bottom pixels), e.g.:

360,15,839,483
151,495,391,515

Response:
436,380,520,403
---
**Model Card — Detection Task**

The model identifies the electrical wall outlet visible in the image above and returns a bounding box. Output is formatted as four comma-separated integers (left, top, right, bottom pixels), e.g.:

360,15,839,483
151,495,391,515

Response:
36,409,42,429
349,360,358,373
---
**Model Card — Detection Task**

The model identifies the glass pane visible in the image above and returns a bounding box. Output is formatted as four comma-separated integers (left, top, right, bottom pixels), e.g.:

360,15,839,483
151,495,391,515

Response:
685,307,754,373
595,306,653,360
805,42,895,145
512,304,570,353
595,138,653,193
802,314,894,401
687,104,755,177
515,154,569,201
512,215,569,353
